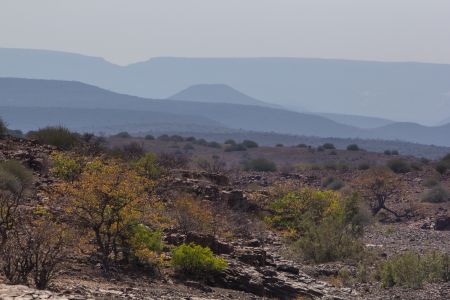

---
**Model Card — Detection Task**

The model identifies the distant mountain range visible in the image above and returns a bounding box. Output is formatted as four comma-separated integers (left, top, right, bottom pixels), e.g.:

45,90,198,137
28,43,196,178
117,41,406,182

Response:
1,48,450,124
1,77,450,147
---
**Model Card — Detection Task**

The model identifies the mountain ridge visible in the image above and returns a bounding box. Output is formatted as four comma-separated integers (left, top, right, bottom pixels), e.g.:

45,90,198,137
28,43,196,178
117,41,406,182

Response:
2,48,450,124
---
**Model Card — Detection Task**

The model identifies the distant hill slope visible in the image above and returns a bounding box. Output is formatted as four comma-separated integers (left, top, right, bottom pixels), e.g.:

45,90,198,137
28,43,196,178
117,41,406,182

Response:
1,77,450,147
168,84,279,108
2,48,450,124
369,122,450,146
0,106,225,133
437,117,450,126
0,78,363,139
315,113,394,129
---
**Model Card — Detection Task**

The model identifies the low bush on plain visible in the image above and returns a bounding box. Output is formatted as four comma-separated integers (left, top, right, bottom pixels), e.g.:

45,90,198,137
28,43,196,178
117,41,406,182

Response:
242,140,258,148
421,185,449,203
386,159,411,174
27,127,79,150
243,158,277,172
225,144,247,152
321,176,344,191
347,144,361,151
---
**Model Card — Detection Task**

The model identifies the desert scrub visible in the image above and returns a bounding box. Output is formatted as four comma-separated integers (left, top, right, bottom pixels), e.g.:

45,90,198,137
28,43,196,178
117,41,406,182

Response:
0,118,7,136
268,189,368,262
243,157,277,172
347,144,361,151
242,140,258,148
321,176,344,191
171,243,227,276
27,126,80,150
379,251,450,289
386,159,411,174
421,185,449,203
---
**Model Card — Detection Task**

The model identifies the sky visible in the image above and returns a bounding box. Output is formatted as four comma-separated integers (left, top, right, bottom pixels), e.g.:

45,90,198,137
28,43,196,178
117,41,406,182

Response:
1,0,450,65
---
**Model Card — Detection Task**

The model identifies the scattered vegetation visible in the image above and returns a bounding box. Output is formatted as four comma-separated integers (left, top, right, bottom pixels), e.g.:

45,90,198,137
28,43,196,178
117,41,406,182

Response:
380,251,450,289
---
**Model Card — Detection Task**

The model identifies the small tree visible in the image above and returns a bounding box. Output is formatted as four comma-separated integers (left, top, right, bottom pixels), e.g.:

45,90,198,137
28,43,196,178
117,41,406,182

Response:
58,159,150,273
357,167,405,217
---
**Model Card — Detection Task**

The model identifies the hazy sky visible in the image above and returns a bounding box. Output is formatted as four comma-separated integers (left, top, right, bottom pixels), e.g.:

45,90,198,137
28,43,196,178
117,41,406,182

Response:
1,0,450,65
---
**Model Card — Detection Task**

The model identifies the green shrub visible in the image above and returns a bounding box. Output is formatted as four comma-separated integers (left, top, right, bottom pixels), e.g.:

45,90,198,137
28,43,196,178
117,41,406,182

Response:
170,135,184,142
423,177,440,188
436,162,449,175
0,118,7,136
421,185,449,203
242,140,258,148
384,150,392,155
171,243,227,276
268,189,367,262
225,144,247,152
157,134,170,141
224,139,236,145
0,160,33,193
380,251,449,289
276,144,284,147
121,142,145,160
114,131,132,139
195,138,208,146
126,224,164,270
322,143,335,150
27,127,79,150
321,176,344,191
296,144,308,148
358,162,371,170
347,144,360,151
243,158,277,172
144,134,155,140
185,136,197,142
133,153,160,179
207,141,221,149
386,159,411,174
410,162,423,171
50,152,83,182
183,143,195,151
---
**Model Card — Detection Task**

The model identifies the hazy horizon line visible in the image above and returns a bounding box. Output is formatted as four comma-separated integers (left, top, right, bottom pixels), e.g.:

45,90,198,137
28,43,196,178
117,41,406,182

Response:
3,47,450,67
